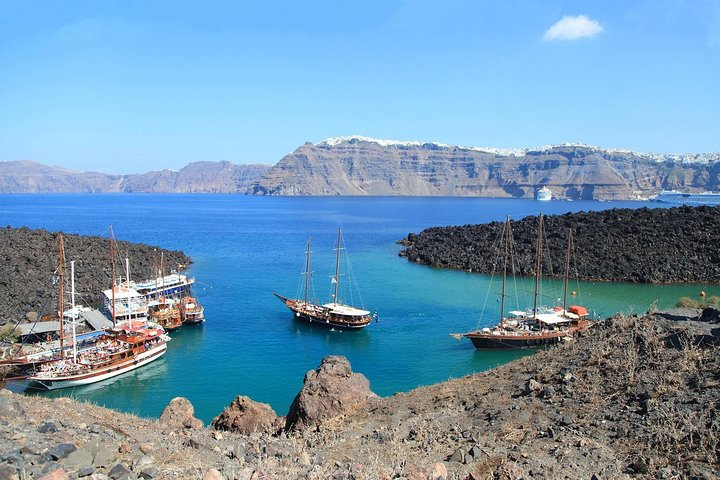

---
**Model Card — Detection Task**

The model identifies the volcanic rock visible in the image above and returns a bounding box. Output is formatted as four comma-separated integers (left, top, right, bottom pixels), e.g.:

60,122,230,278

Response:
211,396,277,434
0,392,25,421
0,227,191,326
285,355,377,430
399,206,720,284
159,397,203,430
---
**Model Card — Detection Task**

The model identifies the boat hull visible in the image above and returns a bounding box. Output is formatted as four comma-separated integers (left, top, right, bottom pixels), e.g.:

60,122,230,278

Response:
274,293,371,330
28,343,167,390
182,315,205,325
465,332,565,349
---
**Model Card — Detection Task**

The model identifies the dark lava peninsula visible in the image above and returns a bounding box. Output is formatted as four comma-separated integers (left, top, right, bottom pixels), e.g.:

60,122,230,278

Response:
399,205,720,284
0,227,191,325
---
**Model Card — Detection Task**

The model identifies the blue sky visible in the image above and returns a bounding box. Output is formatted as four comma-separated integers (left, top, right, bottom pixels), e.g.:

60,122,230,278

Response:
1,0,718,173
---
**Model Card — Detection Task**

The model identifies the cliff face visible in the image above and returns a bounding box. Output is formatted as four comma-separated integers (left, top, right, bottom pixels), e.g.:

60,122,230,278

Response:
249,137,720,199
0,161,270,193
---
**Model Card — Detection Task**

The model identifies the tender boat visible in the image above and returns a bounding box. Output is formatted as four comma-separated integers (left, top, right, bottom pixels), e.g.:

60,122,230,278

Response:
180,296,205,324
147,297,183,331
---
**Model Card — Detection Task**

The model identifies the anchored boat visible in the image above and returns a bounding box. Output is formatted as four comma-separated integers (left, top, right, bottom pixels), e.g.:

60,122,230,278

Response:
453,215,591,349
275,229,374,330
9,234,170,390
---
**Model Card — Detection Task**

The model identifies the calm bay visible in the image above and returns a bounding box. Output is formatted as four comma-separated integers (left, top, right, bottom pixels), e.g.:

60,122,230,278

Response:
0,194,709,423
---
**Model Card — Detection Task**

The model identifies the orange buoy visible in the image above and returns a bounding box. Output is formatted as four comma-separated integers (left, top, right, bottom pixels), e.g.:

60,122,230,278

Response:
701,290,706,297
571,291,577,296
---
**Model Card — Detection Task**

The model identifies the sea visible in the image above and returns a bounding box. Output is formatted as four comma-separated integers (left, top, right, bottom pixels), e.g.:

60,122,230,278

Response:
0,194,711,423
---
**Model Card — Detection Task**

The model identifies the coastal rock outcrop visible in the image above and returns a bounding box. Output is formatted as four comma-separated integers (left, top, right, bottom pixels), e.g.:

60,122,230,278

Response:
159,397,203,430
0,227,191,326
211,396,277,434
285,355,377,431
399,205,720,284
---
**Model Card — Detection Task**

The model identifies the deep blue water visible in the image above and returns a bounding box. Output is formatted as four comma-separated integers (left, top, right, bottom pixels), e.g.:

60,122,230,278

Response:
0,195,709,423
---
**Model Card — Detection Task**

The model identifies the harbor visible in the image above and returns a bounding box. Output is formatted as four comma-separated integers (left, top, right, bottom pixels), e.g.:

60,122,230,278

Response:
1,194,716,423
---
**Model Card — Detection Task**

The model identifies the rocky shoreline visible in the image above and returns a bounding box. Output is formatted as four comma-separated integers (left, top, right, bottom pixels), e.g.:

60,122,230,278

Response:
1,308,718,479
399,205,720,283
0,227,191,327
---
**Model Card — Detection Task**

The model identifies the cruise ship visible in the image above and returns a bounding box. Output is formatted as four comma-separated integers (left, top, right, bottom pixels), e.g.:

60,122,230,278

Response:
649,190,720,205
536,186,552,202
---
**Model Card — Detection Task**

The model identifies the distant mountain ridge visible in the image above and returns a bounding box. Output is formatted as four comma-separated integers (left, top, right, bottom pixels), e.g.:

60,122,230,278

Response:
250,136,720,199
0,160,270,193
4,136,720,198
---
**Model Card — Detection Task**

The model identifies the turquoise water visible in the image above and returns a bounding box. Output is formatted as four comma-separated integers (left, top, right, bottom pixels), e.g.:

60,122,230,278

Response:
0,195,710,423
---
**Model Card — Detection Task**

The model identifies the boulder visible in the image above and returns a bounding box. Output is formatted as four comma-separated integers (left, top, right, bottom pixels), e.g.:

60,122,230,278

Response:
285,356,377,431
159,397,203,430
0,392,25,422
37,469,70,480
494,461,525,480
525,379,543,395
655,308,701,322
699,307,720,323
211,396,277,434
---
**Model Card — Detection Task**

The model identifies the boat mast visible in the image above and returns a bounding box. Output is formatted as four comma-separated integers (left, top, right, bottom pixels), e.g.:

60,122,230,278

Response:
332,229,342,304
563,229,572,313
58,235,65,358
499,217,510,328
71,260,77,363
304,238,311,304
126,257,132,329
533,214,543,320
160,251,165,297
110,226,116,328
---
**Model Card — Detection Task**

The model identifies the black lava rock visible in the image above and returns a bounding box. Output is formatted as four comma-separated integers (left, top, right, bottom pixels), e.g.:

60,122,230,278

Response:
399,206,720,284
0,227,191,325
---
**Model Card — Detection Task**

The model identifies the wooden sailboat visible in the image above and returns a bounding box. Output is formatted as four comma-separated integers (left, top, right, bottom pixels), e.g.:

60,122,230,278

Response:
22,234,170,390
180,295,205,324
145,252,182,331
274,229,374,329
454,215,592,349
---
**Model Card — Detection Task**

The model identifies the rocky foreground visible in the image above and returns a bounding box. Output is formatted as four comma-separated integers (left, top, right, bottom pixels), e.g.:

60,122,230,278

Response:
400,205,720,283
0,227,191,326
1,309,718,479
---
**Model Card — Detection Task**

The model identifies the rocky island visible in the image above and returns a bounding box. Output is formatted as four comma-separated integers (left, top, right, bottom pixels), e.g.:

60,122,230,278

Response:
1,309,718,479
399,205,720,284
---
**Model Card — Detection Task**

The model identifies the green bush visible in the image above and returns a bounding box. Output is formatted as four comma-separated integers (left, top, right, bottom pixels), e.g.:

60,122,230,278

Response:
706,295,720,308
0,324,19,343
676,297,701,308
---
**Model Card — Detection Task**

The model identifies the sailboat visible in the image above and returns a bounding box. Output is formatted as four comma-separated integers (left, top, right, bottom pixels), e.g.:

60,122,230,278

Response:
144,252,183,330
22,234,170,390
180,295,205,324
274,229,374,329
453,215,592,349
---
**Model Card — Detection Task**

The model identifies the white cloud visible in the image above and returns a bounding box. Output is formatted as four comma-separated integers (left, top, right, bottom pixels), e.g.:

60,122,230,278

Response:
543,15,604,41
